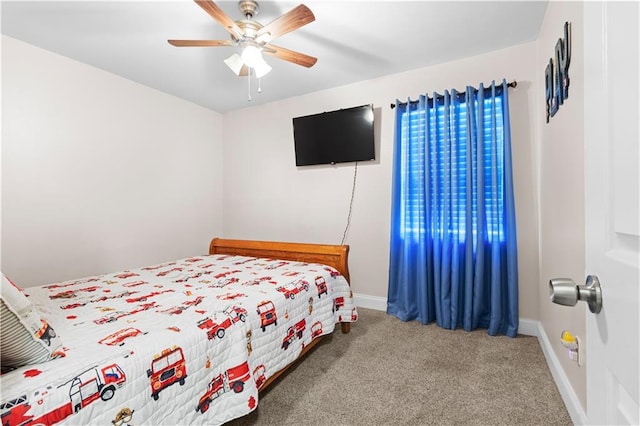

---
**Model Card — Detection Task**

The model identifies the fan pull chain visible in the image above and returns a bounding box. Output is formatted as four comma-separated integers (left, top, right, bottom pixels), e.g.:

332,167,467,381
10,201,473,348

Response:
247,69,252,101
258,77,262,93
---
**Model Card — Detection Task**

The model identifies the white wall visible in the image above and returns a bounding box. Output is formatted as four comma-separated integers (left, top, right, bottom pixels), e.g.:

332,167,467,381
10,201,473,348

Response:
535,0,587,413
1,36,225,287
222,42,541,322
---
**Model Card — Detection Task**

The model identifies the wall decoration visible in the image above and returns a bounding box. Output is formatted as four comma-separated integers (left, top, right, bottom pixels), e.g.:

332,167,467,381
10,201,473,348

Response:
545,21,571,123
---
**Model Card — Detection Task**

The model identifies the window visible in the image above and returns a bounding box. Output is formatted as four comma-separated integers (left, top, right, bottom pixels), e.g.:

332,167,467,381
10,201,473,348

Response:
398,94,505,243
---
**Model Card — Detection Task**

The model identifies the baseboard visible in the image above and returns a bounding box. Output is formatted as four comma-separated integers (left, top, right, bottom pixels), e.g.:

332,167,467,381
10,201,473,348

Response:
353,292,386,311
518,318,538,336
537,321,588,425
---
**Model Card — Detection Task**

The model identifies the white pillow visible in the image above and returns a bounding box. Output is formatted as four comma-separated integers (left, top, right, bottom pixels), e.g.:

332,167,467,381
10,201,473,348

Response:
1,274,64,370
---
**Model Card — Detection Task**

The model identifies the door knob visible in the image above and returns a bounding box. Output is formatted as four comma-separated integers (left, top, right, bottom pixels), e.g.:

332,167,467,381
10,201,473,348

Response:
549,275,602,314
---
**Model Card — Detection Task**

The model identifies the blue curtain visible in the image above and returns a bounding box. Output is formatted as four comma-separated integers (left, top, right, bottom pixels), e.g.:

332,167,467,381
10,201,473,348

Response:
387,80,519,337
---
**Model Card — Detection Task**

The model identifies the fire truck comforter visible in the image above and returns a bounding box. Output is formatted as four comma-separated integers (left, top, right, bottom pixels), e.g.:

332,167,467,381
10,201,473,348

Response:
0,254,357,426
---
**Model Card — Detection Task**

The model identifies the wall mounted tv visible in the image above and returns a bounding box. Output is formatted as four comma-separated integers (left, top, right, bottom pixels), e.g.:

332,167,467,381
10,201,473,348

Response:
292,104,375,166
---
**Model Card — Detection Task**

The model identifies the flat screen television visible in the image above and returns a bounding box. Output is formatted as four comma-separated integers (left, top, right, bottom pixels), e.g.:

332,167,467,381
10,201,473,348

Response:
292,104,375,166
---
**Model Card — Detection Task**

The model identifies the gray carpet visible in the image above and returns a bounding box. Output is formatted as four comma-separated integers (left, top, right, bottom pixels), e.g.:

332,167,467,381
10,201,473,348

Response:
227,308,572,426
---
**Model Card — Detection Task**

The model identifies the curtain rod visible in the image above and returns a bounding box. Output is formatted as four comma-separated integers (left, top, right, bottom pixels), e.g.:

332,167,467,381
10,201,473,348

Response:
390,80,517,109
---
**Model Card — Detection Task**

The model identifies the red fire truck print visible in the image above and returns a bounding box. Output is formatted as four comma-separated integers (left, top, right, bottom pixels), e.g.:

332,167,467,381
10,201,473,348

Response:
314,276,328,298
49,286,100,300
61,291,138,310
217,292,246,301
197,306,247,340
1,395,33,426
182,295,204,308
35,320,57,346
195,362,251,414
276,280,309,300
147,346,187,401
44,281,81,289
49,290,75,300
231,256,254,265
157,296,205,316
311,321,323,338
253,364,267,389
256,300,277,332
114,272,138,279
94,310,128,325
212,270,241,281
94,302,157,325
241,276,273,286
174,271,212,283
98,327,146,346
323,266,340,278
211,276,239,288
122,280,147,288
281,319,306,350
60,302,86,310
338,307,358,322
68,364,126,411
125,289,173,303
156,267,183,277
333,296,345,313
0,363,126,426
264,261,288,270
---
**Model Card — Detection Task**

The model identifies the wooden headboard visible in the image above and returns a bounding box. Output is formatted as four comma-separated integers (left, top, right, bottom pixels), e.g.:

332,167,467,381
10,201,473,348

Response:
209,238,350,283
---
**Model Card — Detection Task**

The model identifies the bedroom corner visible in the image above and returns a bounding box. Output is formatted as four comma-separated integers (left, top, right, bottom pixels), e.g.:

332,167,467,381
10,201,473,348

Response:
1,35,224,287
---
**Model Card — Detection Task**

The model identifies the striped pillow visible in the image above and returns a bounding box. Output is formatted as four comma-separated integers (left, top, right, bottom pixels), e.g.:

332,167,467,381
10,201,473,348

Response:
1,274,64,370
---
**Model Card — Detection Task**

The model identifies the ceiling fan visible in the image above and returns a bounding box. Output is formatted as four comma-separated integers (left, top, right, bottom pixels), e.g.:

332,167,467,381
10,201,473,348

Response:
169,0,317,78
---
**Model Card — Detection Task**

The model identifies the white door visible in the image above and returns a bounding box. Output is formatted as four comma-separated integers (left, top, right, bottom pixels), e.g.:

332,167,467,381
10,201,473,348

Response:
584,2,639,425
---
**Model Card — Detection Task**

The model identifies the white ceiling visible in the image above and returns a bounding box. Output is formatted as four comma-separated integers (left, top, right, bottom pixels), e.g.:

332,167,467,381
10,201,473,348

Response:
1,1,548,113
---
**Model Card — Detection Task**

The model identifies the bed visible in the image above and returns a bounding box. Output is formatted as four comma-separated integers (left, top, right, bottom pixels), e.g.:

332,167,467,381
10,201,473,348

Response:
0,238,357,426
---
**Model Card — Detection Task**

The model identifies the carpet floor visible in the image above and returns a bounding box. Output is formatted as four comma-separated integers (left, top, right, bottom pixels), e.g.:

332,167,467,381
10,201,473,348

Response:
227,307,572,426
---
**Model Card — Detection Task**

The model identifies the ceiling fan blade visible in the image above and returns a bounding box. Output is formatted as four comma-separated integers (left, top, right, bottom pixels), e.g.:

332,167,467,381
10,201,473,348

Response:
195,0,243,38
255,4,315,42
168,39,234,47
264,44,317,68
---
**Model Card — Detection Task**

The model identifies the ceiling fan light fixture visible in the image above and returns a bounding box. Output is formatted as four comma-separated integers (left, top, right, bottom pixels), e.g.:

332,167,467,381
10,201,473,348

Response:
240,44,263,68
253,58,272,78
224,53,244,75
170,0,316,97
